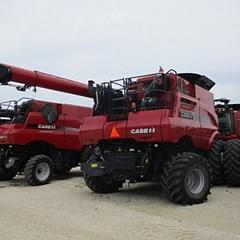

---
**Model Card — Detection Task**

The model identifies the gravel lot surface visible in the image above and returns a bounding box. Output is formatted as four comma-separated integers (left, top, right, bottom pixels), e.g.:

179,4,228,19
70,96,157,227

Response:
0,169,240,240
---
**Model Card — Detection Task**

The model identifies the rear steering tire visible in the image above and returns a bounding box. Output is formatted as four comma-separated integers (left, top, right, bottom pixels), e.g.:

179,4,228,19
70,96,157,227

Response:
24,154,54,186
161,152,211,205
81,147,122,194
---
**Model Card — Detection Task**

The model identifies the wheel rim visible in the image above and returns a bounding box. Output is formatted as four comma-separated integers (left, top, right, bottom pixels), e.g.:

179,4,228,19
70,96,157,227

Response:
35,162,50,181
186,167,205,195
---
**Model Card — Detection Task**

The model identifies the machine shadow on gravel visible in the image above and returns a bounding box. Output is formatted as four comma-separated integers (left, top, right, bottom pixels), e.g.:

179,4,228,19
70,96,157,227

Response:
54,170,83,180
0,170,83,187
120,183,168,199
91,182,171,205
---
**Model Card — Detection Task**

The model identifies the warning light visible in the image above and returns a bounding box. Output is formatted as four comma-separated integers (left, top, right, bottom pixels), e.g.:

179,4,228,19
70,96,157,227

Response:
159,66,164,73
110,127,120,138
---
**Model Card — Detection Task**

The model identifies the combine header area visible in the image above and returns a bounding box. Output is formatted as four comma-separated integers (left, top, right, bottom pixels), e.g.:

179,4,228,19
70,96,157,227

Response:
209,98,240,186
81,69,218,205
0,64,91,186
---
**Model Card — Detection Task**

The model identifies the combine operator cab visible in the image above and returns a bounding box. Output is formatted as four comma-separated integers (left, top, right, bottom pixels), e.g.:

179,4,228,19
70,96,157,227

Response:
214,98,240,138
82,69,218,205
89,70,183,118
89,70,215,118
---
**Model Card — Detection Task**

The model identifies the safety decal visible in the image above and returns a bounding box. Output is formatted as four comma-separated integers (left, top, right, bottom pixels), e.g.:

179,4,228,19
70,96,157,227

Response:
110,127,120,138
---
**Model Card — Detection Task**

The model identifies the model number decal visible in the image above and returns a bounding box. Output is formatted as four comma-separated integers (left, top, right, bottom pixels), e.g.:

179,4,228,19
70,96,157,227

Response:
38,124,56,130
130,128,156,134
179,111,193,120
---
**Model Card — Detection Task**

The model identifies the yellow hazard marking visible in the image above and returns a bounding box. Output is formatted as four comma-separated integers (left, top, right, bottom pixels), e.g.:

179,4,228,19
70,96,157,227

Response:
90,163,98,168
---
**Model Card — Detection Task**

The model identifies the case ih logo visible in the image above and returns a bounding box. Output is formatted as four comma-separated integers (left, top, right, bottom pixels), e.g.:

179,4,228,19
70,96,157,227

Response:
38,124,56,130
130,128,156,134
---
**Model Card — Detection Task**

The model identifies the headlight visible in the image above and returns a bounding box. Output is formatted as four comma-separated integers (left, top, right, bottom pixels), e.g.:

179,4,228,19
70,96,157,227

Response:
0,135,8,143
0,135,7,140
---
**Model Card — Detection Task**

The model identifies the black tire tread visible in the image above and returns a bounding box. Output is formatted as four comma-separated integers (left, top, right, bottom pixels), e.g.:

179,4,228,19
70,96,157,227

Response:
223,140,240,186
85,176,122,194
82,147,122,194
208,140,225,185
81,146,93,163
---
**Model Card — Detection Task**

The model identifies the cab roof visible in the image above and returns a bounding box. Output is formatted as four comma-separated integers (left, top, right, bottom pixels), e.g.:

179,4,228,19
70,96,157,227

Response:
178,73,215,90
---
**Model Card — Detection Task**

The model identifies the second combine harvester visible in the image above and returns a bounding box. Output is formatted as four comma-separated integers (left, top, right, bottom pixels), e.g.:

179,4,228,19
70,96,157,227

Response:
0,63,91,185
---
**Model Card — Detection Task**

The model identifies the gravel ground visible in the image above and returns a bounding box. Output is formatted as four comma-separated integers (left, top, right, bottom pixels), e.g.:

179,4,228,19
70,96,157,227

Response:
0,169,240,240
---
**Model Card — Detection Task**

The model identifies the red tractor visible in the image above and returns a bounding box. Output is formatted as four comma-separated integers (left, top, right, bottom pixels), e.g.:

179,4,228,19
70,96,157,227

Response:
80,69,218,205
0,64,91,185
209,98,240,186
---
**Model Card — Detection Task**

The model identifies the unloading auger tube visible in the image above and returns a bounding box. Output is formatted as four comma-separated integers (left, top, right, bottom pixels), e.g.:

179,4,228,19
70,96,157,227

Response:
0,63,90,97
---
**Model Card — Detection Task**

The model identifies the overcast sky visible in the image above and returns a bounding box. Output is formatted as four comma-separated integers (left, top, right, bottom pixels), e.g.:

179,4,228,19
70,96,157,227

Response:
0,0,239,106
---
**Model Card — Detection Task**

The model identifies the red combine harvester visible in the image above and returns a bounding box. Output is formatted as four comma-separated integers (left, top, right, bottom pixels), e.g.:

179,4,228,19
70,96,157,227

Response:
209,98,240,186
0,64,91,185
80,69,218,205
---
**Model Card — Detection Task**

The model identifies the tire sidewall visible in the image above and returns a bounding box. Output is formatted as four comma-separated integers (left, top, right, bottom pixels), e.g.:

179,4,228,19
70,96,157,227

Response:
183,160,209,201
35,157,53,184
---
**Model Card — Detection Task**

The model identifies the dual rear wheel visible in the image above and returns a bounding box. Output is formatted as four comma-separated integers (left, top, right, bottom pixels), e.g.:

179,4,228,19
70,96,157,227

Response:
222,140,240,186
208,139,240,187
208,140,225,185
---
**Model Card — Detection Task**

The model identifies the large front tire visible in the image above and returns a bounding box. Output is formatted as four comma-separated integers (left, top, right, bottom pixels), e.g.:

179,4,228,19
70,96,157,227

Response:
24,155,54,186
161,152,210,205
223,140,240,186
